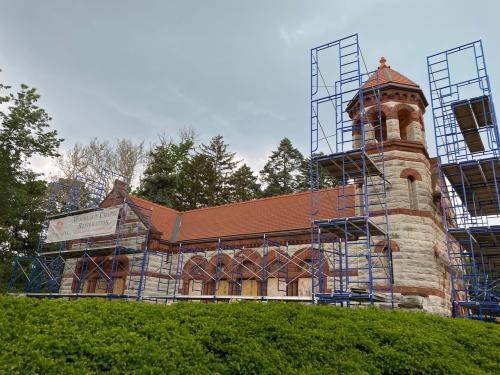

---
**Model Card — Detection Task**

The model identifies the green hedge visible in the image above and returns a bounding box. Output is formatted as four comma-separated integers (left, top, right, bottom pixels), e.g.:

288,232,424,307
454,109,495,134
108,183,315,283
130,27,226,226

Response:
0,296,498,374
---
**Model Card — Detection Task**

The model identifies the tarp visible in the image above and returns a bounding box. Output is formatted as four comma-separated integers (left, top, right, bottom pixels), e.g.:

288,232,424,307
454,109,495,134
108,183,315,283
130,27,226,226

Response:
46,207,120,243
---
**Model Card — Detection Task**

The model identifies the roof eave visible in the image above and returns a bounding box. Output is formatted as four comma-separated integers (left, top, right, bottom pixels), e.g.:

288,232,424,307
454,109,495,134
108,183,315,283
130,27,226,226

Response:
346,83,429,112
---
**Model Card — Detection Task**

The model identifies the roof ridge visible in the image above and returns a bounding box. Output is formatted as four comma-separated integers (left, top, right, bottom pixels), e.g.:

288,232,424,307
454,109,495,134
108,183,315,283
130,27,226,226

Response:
181,187,339,214
128,195,180,214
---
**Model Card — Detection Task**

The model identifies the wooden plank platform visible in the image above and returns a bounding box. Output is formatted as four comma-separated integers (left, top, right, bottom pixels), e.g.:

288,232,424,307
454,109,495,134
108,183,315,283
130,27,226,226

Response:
470,95,493,128
441,158,500,216
448,227,478,251
469,226,500,271
449,226,500,271
451,99,485,153
39,245,143,258
316,149,382,180
315,216,386,239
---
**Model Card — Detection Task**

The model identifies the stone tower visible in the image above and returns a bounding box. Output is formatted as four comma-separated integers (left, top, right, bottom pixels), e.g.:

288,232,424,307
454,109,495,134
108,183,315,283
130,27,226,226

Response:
349,58,452,315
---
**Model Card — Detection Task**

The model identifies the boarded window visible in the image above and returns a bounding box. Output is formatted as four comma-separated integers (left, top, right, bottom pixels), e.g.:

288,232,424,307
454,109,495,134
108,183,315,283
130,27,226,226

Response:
407,176,418,210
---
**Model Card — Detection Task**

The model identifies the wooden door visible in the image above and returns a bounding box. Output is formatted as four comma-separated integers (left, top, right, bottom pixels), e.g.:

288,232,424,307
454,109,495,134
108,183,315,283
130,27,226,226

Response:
298,278,312,296
188,280,202,296
84,279,96,293
241,279,259,296
112,278,125,294
267,278,286,297
95,279,108,294
217,280,230,296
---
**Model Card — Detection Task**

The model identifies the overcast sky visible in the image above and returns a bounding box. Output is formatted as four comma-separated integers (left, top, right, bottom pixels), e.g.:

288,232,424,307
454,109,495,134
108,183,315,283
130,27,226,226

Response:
1,0,500,177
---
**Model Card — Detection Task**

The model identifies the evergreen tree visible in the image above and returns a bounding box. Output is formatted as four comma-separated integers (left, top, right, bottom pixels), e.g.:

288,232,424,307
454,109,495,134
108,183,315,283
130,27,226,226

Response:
199,135,237,205
137,133,194,210
178,154,216,209
259,138,305,197
228,164,261,202
297,154,336,192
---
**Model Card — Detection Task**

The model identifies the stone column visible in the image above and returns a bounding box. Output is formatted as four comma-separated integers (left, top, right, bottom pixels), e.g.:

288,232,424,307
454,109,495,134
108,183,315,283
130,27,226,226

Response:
365,123,376,144
386,117,400,140
408,112,423,144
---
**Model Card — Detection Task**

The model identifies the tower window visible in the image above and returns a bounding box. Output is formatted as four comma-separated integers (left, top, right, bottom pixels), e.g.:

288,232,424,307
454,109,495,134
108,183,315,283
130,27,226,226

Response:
407,176,418,210
398,109,412,141
383,246,394,285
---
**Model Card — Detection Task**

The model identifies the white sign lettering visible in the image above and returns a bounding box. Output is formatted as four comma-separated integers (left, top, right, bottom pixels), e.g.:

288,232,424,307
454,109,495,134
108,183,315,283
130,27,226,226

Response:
46,207,120,243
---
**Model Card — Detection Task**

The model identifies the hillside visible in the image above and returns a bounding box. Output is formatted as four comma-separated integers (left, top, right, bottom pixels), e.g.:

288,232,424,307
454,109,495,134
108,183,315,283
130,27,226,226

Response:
0,296,498,374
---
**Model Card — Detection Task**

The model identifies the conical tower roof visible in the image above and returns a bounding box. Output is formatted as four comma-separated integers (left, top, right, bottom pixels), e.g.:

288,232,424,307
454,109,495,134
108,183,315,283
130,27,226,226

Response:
363,57,419,89
347,57,428,110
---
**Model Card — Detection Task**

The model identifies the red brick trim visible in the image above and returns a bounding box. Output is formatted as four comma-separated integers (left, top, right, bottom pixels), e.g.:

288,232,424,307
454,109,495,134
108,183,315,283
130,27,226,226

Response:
400,168,422,181
383,155,430,168
371,208,444,233
410,112,421,121
366,140,429,157
393,102,417,116
374,239,400,253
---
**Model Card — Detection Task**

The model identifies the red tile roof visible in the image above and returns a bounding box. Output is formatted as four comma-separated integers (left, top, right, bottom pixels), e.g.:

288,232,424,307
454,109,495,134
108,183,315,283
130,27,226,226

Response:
128,195,179,241
362,57,419,90
128,187,354,243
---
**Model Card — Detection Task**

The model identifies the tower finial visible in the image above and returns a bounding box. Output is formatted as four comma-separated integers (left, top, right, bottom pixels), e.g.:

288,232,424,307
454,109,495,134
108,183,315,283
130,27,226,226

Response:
379,56,389,69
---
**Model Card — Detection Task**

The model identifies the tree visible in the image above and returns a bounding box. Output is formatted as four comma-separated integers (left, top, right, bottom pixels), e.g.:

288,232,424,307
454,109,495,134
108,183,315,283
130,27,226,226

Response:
112,138,145,185
56,143,90,180
296,155,336,192
0,76,62,260
57,138,145,192
228,164,261,202
199,135,237,206
178,153,216,209
259,138,305,197
137,131,194,210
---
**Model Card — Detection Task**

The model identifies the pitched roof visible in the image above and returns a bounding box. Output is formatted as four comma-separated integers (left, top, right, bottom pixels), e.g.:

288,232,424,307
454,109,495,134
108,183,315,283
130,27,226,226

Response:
128,187,354,243
128,195,179,241
362,57,419,90
177,188,354,242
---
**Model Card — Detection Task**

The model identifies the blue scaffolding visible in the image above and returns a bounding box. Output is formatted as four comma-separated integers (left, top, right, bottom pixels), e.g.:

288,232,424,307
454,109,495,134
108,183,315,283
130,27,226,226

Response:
8,170,153,301
310,34,394,307
427,40,500,320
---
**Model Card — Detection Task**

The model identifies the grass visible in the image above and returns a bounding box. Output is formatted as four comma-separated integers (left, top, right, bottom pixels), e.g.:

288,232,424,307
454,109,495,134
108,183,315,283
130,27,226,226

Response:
0,296,498,374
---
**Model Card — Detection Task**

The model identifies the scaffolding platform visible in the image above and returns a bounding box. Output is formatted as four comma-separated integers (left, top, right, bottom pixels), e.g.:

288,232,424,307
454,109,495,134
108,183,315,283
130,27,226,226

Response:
469,226,500,271
441,158,500,216
315,149,382,180
38,245,144,258
451,96,491,153
448,227,478,251
316,290,388,303
470,95,493,127
315,216,386,239
448,226,500,271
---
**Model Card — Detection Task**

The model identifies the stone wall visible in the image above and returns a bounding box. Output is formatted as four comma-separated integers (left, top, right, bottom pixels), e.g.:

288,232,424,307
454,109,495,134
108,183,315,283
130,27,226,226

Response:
58,203,148,295
369,147,452,316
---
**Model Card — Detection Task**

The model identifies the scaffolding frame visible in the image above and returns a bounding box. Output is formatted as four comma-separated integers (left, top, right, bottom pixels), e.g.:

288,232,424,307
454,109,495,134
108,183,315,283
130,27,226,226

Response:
428,39,500,320
136,235,322,303
310,34,394,307
8,170,153,300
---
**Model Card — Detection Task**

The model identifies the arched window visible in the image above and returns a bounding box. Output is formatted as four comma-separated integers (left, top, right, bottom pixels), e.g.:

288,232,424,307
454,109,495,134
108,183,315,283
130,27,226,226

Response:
72,256,128,295
398,109,412,141
407,176,418,210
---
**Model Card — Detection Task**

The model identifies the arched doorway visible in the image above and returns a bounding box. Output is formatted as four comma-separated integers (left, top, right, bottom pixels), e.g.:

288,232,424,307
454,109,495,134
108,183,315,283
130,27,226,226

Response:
72,255,129,294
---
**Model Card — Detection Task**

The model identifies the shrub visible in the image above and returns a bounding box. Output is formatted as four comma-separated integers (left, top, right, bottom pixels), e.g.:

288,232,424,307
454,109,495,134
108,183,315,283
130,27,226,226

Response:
0,297,498,374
